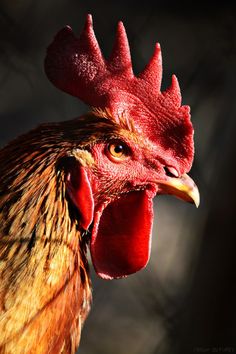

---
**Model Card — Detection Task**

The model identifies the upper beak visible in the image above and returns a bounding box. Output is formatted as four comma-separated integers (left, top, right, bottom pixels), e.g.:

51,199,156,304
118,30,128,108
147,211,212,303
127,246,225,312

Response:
158,173,200,207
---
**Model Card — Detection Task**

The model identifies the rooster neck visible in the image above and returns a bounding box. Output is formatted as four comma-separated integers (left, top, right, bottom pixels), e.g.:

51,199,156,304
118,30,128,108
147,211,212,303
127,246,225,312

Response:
0,130,91,353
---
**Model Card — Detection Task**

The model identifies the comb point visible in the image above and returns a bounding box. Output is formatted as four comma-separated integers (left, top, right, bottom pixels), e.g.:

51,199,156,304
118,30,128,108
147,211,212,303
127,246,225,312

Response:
139,42,162,91
85,14,93,29
108,20,133,76
117,21,125,33
163,74,182,107
115,20,130,53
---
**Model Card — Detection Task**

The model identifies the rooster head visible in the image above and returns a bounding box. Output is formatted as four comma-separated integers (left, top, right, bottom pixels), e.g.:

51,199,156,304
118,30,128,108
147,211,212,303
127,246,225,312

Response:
45,15,199,279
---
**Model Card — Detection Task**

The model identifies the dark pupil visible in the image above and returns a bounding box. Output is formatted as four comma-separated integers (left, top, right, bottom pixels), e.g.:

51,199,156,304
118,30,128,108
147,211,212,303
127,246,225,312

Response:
114,144,123,154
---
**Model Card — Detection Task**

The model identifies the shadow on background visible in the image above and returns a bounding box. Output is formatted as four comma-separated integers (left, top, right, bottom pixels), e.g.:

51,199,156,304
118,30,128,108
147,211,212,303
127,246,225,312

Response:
0,1,235,353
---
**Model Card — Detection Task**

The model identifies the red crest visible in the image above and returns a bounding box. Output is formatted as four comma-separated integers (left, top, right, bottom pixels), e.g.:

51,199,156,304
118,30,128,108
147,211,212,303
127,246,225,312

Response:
45,14,194,174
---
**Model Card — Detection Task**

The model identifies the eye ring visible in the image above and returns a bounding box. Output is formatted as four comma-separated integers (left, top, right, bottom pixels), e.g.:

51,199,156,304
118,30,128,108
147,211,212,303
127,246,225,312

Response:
106,141,130,162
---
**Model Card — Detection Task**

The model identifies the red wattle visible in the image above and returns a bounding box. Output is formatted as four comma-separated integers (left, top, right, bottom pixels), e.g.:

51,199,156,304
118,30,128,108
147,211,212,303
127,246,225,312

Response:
90,190,154,279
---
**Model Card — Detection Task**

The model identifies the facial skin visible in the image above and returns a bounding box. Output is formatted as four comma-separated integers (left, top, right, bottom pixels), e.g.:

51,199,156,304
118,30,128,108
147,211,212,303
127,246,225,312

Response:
65,115,199,279
88,130,199,208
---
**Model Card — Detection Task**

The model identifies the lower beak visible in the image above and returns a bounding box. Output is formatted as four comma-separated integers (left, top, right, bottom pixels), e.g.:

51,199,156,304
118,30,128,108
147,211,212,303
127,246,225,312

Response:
158,173,200,207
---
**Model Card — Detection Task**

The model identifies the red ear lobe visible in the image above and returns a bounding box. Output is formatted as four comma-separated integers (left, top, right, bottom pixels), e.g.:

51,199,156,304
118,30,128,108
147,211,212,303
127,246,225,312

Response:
66,165,94,230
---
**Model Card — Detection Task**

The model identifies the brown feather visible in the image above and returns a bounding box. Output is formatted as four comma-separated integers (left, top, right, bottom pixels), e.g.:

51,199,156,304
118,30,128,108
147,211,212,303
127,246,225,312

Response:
0,112,135,353
0,118,101,353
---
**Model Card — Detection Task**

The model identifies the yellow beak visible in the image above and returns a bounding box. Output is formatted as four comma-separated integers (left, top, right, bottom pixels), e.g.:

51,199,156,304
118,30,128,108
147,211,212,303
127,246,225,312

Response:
158,173,200,207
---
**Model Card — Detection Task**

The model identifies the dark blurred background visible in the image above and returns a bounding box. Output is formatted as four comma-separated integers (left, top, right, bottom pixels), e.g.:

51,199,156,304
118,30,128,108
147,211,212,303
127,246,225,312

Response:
0,1,235,353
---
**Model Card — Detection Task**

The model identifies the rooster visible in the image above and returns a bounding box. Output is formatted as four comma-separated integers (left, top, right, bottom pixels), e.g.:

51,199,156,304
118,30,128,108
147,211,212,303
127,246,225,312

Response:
0,14,199,354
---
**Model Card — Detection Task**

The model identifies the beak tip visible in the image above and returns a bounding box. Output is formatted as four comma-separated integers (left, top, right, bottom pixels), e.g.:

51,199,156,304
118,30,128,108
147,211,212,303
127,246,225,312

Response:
156,173,200,209
190,188,200,208
194,198,200,208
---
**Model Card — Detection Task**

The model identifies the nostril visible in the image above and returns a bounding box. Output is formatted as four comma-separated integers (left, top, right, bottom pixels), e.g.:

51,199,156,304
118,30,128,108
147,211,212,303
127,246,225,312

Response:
164,166,179,178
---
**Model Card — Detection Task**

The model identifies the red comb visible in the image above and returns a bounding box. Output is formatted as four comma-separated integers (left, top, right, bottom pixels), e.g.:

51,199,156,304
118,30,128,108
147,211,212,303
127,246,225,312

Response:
45,14,194,174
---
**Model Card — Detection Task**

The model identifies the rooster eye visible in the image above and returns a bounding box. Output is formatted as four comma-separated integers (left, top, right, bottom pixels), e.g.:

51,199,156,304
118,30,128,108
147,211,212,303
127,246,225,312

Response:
107,141,129,162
